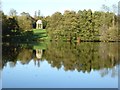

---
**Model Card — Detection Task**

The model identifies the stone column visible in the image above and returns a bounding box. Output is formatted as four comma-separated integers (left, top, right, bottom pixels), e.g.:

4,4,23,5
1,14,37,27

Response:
38,24,39,29
36,23,38,29
41,24,43,29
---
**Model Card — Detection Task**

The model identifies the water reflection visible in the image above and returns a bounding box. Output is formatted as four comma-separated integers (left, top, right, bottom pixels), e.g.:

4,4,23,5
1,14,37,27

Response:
2,42,119,77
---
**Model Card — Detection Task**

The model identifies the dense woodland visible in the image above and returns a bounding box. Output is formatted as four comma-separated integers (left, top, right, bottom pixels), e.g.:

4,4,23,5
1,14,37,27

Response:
46,10,119,42
1,4,120,42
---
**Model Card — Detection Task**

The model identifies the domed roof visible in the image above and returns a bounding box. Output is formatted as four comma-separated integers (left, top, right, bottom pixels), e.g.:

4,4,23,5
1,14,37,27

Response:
36,20,42,24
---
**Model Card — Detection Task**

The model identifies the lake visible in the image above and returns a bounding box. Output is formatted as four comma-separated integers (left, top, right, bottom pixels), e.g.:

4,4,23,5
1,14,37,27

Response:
1,42,119,88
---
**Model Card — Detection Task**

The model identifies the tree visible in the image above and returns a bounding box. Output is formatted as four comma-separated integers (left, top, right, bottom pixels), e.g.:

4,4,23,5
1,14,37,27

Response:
9,9,17,17
20,12,30,17
34,11,37,19
38,10,41,18
56,10,78,41
17,12,33,31
2,11,19,36
99,4,118,41
46,12,63,40
112,4,117,28
2,12,9,36
101,4,110,12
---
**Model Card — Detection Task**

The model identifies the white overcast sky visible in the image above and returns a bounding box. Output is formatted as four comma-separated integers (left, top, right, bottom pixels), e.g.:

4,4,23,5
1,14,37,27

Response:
1,0,120,16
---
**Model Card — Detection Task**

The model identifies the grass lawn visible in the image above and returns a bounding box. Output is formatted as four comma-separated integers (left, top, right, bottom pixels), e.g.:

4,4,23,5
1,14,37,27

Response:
31,29,49,41
32,29,46,33
3,29,50,42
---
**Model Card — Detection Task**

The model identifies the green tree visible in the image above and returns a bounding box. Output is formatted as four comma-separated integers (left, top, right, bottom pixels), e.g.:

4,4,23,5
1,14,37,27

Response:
9,9,17,17
17,12,33,31
46,12,63,40
2,11,19,36
63,10,78,41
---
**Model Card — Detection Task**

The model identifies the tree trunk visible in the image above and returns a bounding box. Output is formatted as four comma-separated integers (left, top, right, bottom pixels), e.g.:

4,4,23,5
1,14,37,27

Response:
113,15,115,28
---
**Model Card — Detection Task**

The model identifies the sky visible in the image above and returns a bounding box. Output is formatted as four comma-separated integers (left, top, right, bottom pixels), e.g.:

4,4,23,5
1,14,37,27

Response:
1,0,120,17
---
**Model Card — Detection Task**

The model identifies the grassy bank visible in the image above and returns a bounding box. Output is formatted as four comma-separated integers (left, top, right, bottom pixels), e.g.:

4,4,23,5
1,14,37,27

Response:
3,29,50,42
2,29,119,43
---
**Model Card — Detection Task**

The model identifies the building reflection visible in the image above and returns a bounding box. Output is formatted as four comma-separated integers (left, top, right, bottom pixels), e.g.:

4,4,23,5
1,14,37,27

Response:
33,49,43,67
36,49,43,59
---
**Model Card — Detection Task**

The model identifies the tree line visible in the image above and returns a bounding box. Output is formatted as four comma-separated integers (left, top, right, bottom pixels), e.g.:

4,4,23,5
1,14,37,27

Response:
46,9,119,42
1,5,120,42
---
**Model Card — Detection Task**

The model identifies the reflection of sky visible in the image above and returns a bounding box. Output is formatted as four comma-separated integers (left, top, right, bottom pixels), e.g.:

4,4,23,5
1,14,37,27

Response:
0,70,2,90
2,60,118,88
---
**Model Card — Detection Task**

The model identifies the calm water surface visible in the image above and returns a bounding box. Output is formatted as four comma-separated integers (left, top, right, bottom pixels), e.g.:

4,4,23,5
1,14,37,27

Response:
1,42,119,88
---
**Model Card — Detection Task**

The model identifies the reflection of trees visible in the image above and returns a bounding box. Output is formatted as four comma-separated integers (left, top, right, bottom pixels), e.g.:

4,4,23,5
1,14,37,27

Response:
9,62,16,68
98,42,119,77
0,70,1,80
2,42,119,77
99,42,118,67
2,43,22,68
100,66,118,77
0,59,2,70
17,48,33,64
2,43,45,68
43,42,119,74
2,43,33,67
